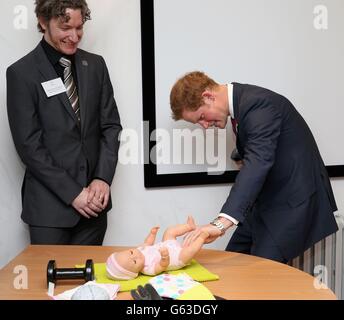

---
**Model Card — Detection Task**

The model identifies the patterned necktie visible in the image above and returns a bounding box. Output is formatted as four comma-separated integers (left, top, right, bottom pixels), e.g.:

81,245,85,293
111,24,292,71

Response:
59,57,80,122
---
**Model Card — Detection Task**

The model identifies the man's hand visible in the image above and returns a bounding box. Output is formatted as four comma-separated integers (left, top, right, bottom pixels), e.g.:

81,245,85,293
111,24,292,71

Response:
183,218,234,247
87,179,110,210
72,188,100,219
183,224,221,247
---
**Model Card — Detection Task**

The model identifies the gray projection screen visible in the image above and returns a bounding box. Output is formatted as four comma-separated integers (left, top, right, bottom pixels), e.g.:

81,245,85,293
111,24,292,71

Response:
141,0,344,188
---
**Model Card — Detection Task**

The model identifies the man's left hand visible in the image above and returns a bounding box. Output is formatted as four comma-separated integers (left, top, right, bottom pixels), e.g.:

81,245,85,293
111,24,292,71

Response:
87,179,110,210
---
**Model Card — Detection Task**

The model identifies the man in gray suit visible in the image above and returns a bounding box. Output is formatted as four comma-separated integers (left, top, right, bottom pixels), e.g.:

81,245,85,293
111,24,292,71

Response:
172,71,338,262
6,0,122,245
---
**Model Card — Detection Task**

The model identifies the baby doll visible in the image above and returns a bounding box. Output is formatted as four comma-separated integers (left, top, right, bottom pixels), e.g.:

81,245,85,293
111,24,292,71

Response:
106,216,208,280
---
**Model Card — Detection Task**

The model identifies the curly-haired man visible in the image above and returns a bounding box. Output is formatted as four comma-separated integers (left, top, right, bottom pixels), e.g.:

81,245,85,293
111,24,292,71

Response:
6,0,122,244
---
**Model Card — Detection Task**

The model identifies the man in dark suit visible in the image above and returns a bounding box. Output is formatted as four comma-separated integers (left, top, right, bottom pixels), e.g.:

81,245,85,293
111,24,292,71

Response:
171,71,338,262
6,0,122,245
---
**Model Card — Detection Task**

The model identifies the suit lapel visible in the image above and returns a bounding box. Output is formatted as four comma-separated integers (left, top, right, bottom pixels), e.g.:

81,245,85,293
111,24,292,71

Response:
34,44,79,123
75,51,88,135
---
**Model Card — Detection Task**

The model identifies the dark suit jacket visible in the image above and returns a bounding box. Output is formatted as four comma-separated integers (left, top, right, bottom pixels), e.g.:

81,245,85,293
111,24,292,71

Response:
221,83,338,260
6,43,122,228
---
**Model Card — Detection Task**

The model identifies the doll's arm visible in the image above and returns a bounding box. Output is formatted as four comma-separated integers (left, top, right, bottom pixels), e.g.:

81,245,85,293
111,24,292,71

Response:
143,226,160,246
154,247,170,274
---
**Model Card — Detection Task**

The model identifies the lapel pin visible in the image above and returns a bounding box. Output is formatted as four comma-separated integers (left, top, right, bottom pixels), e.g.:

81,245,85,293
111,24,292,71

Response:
82,60,88,66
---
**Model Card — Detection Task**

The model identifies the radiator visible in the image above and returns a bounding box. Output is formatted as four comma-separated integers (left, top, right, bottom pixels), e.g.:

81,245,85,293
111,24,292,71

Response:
291,213,344,300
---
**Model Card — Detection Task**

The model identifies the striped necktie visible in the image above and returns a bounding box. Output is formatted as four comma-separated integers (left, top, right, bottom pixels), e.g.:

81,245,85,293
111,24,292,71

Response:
59,57,80,122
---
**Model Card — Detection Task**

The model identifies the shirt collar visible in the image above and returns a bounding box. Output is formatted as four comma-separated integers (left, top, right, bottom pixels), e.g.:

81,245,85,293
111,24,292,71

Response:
227,83,235,119
40,37,75,66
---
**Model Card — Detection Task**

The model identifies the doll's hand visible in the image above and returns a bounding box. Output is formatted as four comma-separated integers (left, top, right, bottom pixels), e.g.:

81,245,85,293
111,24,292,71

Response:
144,226,160,246
159,247,169,258
159,247,170,269
150,226,160,235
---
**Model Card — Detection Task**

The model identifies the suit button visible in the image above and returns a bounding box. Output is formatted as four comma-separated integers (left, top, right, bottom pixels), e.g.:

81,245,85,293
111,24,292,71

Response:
80,166,85,171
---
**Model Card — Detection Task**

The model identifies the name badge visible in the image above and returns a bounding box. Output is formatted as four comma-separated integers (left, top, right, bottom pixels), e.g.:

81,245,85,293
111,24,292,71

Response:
41,78,66,97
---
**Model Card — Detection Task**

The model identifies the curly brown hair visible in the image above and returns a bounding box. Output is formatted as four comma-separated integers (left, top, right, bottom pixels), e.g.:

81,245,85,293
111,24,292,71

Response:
35,0,91,33
170,71,218,120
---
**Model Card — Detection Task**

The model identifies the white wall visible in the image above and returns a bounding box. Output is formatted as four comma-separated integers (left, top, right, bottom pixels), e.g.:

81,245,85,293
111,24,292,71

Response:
1,0,344,269
154,0,344,174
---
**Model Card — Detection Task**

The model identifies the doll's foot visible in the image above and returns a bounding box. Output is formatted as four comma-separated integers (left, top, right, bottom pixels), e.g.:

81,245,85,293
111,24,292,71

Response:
187,216,196,230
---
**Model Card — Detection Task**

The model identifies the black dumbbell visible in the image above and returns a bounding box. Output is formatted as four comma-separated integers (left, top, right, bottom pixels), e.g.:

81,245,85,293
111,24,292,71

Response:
47,259,94,288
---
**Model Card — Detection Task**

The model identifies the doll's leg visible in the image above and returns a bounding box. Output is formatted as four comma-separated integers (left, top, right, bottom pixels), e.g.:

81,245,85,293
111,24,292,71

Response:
179,231,209,264
162,216,196,241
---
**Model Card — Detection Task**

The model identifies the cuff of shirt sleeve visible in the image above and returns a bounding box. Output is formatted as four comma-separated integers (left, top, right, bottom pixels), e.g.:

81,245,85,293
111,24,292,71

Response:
218,213,239,226
93,177,110,186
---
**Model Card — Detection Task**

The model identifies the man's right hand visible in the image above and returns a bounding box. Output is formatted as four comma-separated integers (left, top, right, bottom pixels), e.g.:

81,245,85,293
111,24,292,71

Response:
72,188,102,218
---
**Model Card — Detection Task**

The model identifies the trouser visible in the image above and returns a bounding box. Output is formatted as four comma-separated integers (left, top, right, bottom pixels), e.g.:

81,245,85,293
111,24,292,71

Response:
29,213,107,245
226,210,287,263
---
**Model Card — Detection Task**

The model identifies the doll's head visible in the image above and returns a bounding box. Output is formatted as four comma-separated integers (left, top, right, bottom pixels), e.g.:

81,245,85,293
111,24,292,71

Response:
106,248,145,280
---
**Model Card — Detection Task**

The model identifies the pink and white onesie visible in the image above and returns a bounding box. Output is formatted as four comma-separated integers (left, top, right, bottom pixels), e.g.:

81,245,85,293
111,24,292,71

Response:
137,239,187,275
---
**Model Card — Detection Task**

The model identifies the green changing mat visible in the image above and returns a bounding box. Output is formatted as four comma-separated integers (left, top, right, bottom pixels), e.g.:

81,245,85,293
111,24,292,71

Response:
77,259,219,292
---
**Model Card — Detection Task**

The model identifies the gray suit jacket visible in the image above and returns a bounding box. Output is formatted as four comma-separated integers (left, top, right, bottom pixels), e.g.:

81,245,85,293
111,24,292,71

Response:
6,43,122,227
222,83,338,259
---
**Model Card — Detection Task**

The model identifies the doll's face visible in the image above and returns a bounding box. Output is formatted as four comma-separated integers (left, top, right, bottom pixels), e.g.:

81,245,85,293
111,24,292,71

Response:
116,248,145,273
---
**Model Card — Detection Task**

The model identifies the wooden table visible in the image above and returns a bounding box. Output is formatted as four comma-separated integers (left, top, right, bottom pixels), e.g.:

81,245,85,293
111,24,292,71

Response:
0,245,336,300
